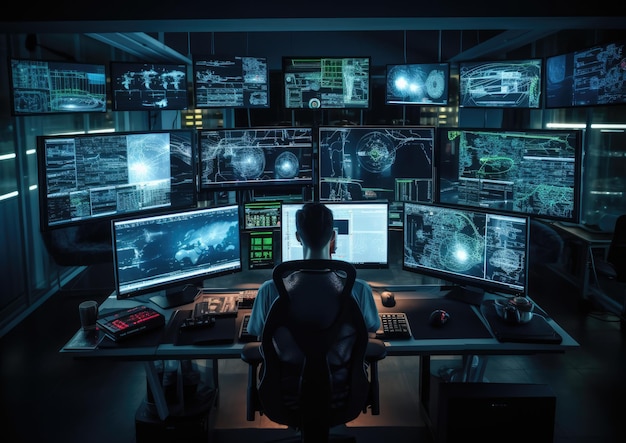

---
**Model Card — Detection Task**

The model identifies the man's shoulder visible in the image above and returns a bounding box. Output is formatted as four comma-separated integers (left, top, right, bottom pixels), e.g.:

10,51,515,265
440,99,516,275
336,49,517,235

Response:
353,278,372,291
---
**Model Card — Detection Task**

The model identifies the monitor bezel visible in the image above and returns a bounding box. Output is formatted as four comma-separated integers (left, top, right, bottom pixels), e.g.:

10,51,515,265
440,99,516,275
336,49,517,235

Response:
282,55,372,110
458,57,543,109
9,57,108,116
109,60,190,111
402,201,530,297
37,129,198,231
385,62,450,106
435,127,583,224
112,204,243,301
198,126,315,191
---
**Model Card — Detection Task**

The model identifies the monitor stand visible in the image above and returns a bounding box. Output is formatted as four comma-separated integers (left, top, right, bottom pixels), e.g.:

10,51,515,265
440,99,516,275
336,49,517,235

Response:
150,284,200,309
442,284,485,306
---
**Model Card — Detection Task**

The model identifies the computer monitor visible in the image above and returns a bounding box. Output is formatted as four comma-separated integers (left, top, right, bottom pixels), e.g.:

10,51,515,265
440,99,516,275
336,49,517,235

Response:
437,128,582,223
318,125,435,226
199,127,314,190
545,40,626,108
282,56,371,109
459,58,542,108
110,61,189,111
385,62,449,105
403,202,530,303
9,58,107,115
193,54,270,108
281,201,389,268
243,200,282,231
37,129,197,230
112,204,242,309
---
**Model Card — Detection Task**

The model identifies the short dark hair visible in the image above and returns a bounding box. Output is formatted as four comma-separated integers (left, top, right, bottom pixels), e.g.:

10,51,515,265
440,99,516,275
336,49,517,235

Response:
295,202,334,249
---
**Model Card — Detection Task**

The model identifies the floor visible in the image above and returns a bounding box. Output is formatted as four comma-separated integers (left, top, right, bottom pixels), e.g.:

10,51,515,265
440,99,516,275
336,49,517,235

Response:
1,263,625,443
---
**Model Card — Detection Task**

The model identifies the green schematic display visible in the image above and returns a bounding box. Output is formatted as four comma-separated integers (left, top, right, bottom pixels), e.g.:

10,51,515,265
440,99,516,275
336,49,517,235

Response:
437,128,582,223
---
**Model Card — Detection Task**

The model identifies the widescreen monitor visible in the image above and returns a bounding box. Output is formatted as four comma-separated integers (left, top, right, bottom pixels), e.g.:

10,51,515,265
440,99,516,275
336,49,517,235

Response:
437,128,582,223
545,40,626,108
193,55,269,108
385,63,449,105
459,58,542,108
318,125,435,204
9,58,107,115
199,127,314,190
282,56,371,109
281,201,389,268
112,204,242,308
403,202,530,302
37,130,196,230
110,61,189,111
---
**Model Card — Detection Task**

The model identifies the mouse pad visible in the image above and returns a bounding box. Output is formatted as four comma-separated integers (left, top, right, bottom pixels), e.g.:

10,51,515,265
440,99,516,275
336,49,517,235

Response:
162,310,236,346
388,298,493,340
480,300,563,344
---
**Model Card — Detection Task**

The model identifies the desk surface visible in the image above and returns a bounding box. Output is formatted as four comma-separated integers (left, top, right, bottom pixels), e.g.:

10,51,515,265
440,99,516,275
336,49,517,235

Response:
552,222,613,244
61,283,579,360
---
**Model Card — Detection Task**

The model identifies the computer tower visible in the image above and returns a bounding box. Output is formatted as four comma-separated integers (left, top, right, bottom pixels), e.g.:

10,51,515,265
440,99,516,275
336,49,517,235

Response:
135,392,216,443
428,381,556,443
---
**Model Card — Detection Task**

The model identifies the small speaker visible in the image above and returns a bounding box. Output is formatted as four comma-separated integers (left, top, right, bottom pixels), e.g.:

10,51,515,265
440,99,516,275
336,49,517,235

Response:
429,381,556,443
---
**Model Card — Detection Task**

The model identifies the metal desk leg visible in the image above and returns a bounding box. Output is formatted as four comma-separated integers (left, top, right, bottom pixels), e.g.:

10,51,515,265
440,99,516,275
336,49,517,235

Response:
144,361,169,421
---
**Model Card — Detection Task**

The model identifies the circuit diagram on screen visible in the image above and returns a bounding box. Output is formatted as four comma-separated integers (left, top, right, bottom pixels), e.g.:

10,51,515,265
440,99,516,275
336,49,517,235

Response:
319,127,434,202
450,130,577,219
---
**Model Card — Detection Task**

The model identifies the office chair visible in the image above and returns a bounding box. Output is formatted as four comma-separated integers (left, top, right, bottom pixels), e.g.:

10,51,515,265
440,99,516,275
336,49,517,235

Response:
240,259,387,443
591,214,626,330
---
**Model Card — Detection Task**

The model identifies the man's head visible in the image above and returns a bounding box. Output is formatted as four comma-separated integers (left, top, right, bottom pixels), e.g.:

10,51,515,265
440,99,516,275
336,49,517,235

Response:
295,202,335,257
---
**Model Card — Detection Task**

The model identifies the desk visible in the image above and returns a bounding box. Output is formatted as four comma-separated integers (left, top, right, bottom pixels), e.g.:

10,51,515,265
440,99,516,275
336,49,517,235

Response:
550,222,613,306
61,283,579,425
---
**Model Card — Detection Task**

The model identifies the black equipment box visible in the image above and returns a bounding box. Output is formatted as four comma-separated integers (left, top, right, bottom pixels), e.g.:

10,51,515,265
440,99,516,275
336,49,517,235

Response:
135,389,216,443
428,380,556,443
97,305,165,342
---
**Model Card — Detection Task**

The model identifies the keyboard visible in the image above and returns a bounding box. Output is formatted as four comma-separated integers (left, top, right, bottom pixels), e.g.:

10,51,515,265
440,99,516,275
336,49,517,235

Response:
376,312,412,339
238,314,257,342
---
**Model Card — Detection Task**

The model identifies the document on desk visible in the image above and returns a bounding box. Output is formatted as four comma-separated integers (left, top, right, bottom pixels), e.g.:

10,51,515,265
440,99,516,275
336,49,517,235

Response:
63,328,105,350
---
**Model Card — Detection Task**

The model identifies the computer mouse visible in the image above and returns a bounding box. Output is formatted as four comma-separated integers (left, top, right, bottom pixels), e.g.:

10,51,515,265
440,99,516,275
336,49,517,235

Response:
429,309,450,327
380,291,396,308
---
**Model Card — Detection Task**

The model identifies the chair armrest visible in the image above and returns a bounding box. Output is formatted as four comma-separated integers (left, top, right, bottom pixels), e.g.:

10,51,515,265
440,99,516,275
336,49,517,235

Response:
241,342,262,364
365,338,387,363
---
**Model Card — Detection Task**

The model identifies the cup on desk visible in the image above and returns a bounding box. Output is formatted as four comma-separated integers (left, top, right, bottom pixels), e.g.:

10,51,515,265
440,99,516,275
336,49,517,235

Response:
79,300,98,331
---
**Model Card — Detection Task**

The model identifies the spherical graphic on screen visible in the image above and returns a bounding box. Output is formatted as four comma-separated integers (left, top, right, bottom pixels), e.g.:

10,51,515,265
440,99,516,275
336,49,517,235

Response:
231,147,265,180
547,55,566,84
425,69,445,99
355,132,396,173
387,65,429,101
274,151,300,178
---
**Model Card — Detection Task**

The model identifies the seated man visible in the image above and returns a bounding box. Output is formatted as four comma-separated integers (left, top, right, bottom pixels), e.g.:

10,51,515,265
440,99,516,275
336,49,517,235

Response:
247,202,380,337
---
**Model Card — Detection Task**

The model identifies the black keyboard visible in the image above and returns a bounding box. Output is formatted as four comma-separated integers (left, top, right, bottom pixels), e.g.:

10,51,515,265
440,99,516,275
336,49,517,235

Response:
238,314,257,342
376,312,412,339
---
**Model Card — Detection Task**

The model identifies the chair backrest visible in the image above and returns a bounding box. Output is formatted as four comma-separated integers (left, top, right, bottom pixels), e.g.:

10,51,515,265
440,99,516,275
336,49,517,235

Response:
257,259,370,436
607,214,626,281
